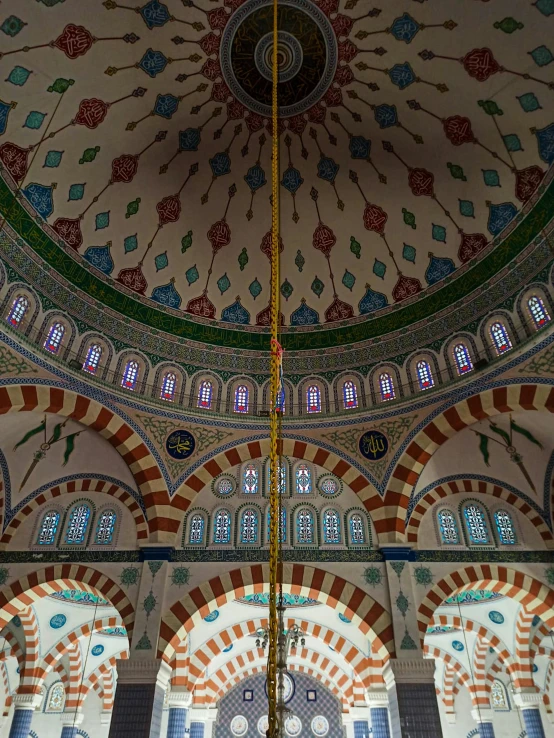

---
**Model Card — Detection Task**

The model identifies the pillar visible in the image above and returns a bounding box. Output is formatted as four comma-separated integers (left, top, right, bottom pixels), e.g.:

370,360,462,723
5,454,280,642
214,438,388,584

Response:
341,713,356,738
471,709,495,738
100,711,112,727
514,692,546,738
8,694,41,738
60,710,84,738
189,707,217,738
167,690,192,738
389,659,443,738
366,690,391,738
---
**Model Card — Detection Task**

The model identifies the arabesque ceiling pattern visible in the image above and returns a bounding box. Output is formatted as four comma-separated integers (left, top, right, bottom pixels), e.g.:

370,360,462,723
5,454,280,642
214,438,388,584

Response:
0,0,553,341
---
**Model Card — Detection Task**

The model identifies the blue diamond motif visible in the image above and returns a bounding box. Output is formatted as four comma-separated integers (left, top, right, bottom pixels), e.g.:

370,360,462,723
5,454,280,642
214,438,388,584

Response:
482,169,500,187
245,164,266,192
179,128,201,151
22,183,54,219
6,66,31,86
317,157,339,182
154,93,179,119
390,13,420,43
1,15,26,37
535,121,554,164
84,244,114,275
139,48,168,78
95,211,110,230
349,136,371,159
374,104,398,129
24,111,46,130
487,202,517,236
281,167,303,194
44,150,63,168
140,0,171,29
517,92,541,112
0,100,14,135
68,184,85,201
210,152,231,177
151,280,182,308
432,224,446,242
389,62,416,90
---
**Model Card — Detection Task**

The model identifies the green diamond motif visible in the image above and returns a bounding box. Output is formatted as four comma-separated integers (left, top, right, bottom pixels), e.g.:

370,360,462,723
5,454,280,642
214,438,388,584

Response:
281,279,293,300
135,633,152,650
400,628,418,650
95,211,110,230
459,199,475,218
402,244,416,263
363,566,383,587
478,99,503,116
546,566,554,586
181,230,193,253
518,93,541,112
530,45,553,66
535,0,554,16
124,234,138,253
373,259,386,279
349,236,361,259
413,566,434,586
396,592,409,616
171,566,191,587
402,208,416,229
186,265,199,285
447,162,467,181
217,273,230,294
0,568,9,586
44,151,63,168
503,134,523,152
493,17,523,33
79,146,100,164
432,224,446,242
155,252,168,271
342,270,355,291
238,247,248,271
125,197,141,218
143,593,157,614
390,561,405,578
483,169,500,187
295,249,305,272
68,184,85,201
1,16,27,37
7,66,31,86
311,276,324,297
249,278,262,299
120,567,140,587
148,561,164,577
48,78,74,94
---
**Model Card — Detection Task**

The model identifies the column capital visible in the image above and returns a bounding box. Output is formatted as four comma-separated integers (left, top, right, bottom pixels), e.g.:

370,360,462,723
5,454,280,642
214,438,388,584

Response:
115,658,172,690
379,546,415,561
205,707,218,723
388,657,436,684
60,711,85,727
471,709,494,724
365,690,389,709
139,545,174,561
513,691,542,710
168,690,193,709
12,693,42,710
100,711,112,726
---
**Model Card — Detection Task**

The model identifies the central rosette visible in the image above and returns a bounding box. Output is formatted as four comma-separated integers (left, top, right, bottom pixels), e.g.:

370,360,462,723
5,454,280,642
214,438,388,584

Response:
221,0,337,117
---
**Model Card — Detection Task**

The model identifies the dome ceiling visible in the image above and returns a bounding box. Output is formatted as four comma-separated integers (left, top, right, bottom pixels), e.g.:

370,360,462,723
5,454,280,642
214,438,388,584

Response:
0,0,553,351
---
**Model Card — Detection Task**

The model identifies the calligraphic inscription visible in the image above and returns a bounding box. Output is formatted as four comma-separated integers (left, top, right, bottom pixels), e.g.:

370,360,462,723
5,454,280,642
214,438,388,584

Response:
166,429,196,460
358,430,389,461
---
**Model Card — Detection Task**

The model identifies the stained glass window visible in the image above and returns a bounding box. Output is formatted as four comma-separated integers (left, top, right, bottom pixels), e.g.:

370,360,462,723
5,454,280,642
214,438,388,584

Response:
528,295,550,328
349,514,365,544
437,509,460,545
234,384,249,413
243,464,259,494
198,380,213,409
46,683,65,713
7,295,29,327
276,388,285,413
64,504,91,545
160,371,177,401
320,477,338,495
379,372,395,402
323,510,341,544
463,504,490,545
83,344,102,375
94,510,116,545
416,360,434,391
240,508,258,544
44,322,65,354
189,514,205,544
122,360,139,390
307,385,321,413
267,463,286,494
491,680,508,710
213,509,231,544
37,510,60,545
216,478,233,495
494,510,516,545
267,508,286,543
490,322,512,355
297,508,314,544
343,381,358,409
453,343,473,376
295,464,312,494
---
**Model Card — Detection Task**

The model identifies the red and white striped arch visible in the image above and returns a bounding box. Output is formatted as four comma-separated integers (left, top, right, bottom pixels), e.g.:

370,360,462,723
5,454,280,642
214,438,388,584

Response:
159,563,394,662
79,650,128,709
18,607,40,693
0,630,23,669
514,606,536,690
65,642,82,711
386,384,554,541
424,645,473,693
0,385,172,541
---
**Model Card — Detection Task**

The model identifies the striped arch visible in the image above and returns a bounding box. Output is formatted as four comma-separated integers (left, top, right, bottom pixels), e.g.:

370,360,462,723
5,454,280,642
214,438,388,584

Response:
0,566,134,636
441,663,458,714
0,662,10,715
101,668,115,711
0,630,23,668
18,607,40,693
78,650,128,709
65,642,83,711
1,477,148,546
406,478,553,546
169,643,188,688
418,565,554,645
472,635,492,708
386,384,554,541
531,623,552,656
424,645,474,694
173,438,386,537
159,563,394,662
544,662,554,717
0,385,171,541
514,606,535,689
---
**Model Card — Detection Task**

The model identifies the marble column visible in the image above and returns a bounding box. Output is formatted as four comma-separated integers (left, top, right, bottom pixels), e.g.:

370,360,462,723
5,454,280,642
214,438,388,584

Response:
108,659,171,738
189,707,218,738
204,707,218,738
389,658,443,738
60,710,84,738
8,694,41,738
167,690,193,738
471,709,495,738
514,692,546,738
366,690,391,738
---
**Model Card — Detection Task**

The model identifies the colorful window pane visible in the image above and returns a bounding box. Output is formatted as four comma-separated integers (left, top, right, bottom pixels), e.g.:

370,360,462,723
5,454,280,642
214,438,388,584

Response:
64,504,91,545
453,343,473,376
267,463,286,494
276,388,285,413
323,510,340,544
491,680,508,710
490,322,512,355
243,464,259,494
122,360,139,390
44,322,65,354
297,508,314,544
379,372,395,402
234,384,249,413
343,381,358,409
46,683,65,713
349,514,365,544
214,509,231,543
83,344,102,375
320,477,338,495
37,510,60,545
528,295,550,328
94,510,116,545
307,385,321,413
189,514,205,544
295,464,312,494
416,360,434,391
160,371,177,401
438,509,459,545
216,478,233,495
463,504,490,545
494,510,516,545
240,508,258,544
267,508,286,543
198,380,213,409
7,295,29,327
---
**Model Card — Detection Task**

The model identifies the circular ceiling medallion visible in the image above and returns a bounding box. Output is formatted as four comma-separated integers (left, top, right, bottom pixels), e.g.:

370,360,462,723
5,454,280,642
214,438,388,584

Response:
258,716,269,736
49,614,67,629
165,429,196,460
231,716,249,737
359,430,389,462
285,716,302,737
311,716,329,737
220,0,337,117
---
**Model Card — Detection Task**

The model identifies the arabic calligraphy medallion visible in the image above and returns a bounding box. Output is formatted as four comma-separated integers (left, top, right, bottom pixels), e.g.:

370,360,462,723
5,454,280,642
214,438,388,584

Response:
166,429,196,460
358,430,388,461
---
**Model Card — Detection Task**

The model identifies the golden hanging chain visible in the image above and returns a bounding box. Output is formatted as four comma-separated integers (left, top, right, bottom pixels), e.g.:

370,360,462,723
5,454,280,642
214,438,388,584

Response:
267,0,281,731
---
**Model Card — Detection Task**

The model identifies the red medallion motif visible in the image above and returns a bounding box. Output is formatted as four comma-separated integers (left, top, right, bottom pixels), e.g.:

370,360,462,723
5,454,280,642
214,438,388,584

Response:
334,65,354,87
363,203,388,234
208,7,229,30
186,292,216,319
53,24,94,59
227,100,246,120
156,195,181,225
74,99,109,129
256,304,284,326
116,265,148,295
316,0,339,17
323,86,343,108
307,104,326,125
207,220,231,252
443,115,475,146
338,40,358,63
0,143,29,182
200,32,221,56
211,82,231,103
201,59,222,82
392,274,422,302
246,113,264,133
266,118,286,138
458,233,488,263
224,0,245,11
325,297,354,322
331,14,353,38
52,218,83,251
515,166,544,202
462,48,500,82
288,115,307,136
408,168,434,197
312,223,336,257
260,231,284,260
111,154,139,184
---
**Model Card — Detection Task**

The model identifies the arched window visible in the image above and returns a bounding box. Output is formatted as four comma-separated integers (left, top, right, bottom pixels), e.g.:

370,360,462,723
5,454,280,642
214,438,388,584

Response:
240,508,258,544
234,384,249,413
122,360,139,390
189,514,205,545
45,682,65,713
94,509,116,545
160,371,177,402
453,343,473,376
83,344,102,375
463,504,490,545
197,379,213,409
243,463,259,494
343,380,358,409
437,509,460,545
44,322,65,354
349,514,365,545
527,295,550,328
295,464,312,494
267,508,286,543
489,321,512,355
490,680,509,710
7,295,29,327
64,504,92,545
306,385,321,413
416,360,434,391
36,510,60,546
379,372,395,402
297,508,314,544
494,510,516,545
267,463,286,495
323,509,341,544
213,509,231,544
